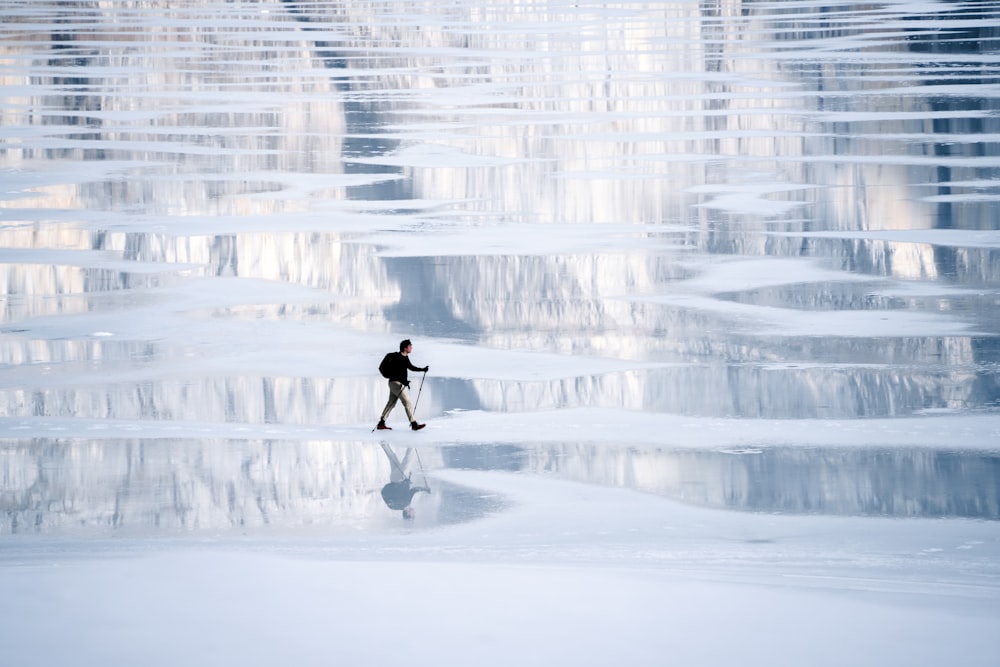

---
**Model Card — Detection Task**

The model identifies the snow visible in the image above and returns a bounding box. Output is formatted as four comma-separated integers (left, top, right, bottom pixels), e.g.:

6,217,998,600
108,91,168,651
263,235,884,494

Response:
1,466,998,666
1,0,999,666
2,409,999,667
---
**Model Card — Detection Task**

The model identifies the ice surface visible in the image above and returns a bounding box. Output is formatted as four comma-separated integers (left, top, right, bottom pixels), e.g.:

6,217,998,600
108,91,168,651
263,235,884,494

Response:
1,0,999,665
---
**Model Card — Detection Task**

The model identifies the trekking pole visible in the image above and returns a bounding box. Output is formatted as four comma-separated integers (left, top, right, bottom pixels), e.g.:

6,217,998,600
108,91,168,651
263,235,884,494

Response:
415,448,431,493
412,370,427,415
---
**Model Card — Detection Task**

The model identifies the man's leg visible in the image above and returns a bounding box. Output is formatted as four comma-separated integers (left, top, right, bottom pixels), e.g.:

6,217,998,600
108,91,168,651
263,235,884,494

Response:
399,447,414,472
380,443,407,482
380,381,402,422
399,386,415,423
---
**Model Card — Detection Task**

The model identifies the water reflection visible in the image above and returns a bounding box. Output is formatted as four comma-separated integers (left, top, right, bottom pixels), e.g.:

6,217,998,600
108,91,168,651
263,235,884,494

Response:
443,443,1000,520
0,3,998,439
4,438,994,541
0,438,504,536
1,361,995,425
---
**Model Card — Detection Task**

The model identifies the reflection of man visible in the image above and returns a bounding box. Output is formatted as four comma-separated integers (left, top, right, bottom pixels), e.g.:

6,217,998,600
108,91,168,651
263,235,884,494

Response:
379,443,430,520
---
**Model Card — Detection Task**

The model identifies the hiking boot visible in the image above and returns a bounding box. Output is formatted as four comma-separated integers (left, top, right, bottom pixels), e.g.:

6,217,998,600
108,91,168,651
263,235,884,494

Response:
377,420,391,430
411,421,425,431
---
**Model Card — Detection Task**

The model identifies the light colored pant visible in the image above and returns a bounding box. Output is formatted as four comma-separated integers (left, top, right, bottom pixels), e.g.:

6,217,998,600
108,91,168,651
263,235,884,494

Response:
380,443,414,482
380,380,414,423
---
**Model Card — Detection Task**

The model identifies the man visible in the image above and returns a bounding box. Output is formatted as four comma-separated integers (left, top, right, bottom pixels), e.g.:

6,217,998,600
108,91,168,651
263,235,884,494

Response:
376,339,428,431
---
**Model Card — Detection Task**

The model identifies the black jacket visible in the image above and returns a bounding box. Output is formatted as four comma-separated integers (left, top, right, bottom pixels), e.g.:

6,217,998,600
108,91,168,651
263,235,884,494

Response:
379,352,423,385
380,478,429,510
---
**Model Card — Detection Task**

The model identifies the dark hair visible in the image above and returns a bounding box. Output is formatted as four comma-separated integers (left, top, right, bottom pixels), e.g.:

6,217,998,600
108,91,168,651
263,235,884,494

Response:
399,339,412,352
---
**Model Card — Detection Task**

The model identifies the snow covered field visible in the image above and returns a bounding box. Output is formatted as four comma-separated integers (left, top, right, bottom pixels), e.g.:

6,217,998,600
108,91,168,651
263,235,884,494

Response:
1,0,999,665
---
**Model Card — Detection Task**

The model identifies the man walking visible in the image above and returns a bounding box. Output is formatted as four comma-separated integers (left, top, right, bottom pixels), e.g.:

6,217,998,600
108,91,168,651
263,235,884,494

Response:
377,339,428,431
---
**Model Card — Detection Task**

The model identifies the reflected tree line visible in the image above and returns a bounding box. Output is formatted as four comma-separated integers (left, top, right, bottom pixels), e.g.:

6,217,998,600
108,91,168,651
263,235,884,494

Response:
1,235,996,421
3,437,995,538
1,238,997,422
0,438,514,535
0,1,998,427
443,442,1000,519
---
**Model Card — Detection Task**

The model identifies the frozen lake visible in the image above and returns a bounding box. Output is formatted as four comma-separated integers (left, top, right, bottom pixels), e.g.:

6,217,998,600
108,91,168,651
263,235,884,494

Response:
1,0,999,665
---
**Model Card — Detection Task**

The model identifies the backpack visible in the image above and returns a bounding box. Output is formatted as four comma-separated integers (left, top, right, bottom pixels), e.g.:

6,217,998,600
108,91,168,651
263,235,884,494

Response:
378,353,394,379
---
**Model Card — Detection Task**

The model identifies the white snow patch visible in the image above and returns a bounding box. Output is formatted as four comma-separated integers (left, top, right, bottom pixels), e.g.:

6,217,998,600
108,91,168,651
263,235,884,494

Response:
784,229,1000,249
363,223,683,257
348,143,520,168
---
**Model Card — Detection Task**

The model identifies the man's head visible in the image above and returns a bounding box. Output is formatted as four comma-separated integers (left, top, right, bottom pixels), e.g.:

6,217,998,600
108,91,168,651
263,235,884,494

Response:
399,339,412,353
402,506,415,520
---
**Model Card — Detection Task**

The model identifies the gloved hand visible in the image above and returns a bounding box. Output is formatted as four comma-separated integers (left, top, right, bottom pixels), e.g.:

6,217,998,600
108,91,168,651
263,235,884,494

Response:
422,366,429,372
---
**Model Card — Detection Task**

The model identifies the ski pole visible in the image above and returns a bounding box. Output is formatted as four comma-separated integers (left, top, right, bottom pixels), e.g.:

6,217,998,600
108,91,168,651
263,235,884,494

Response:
415,448,430,493
412,370,427,415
